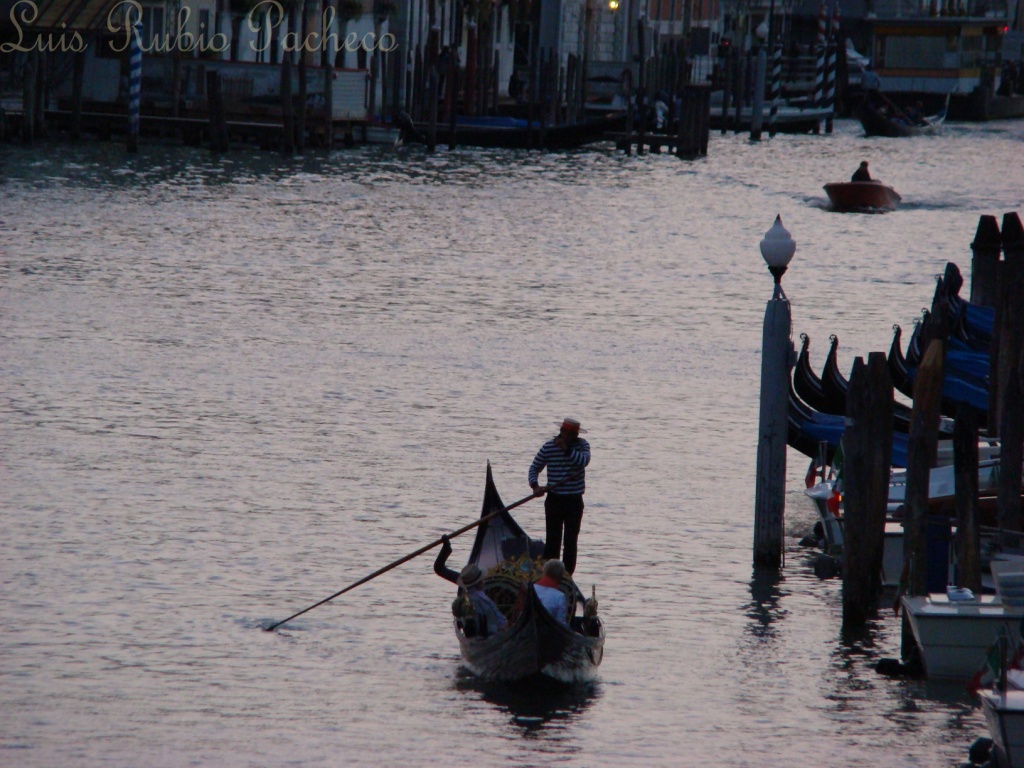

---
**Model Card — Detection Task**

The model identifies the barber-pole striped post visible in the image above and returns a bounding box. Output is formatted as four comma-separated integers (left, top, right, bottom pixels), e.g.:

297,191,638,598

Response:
825,2,840,133
127,20,142,152
768,34,781,136
813,0,826,134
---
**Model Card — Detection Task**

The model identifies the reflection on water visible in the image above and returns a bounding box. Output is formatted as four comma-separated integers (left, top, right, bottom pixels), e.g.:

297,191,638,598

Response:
4,120,1024,768
456,671,601,733
747,567,785,641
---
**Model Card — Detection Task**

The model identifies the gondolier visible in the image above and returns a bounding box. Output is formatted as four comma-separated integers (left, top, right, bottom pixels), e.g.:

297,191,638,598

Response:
529,417,591,575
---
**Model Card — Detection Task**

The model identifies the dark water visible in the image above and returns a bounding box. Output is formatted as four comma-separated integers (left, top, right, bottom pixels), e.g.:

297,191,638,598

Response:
2,119,1023,767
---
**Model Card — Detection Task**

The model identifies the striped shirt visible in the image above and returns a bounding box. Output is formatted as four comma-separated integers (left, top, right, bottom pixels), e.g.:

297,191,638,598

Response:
528,437,590,495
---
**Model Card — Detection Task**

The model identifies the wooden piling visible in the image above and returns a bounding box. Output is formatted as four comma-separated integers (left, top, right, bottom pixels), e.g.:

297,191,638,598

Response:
71,50,84,141
698,86,710,155
904,338,946,597
636,19,646,156
842,352,894,628
750,48,766,141
733,53,746,135
206,71,228,153
446,46,457,150
323,0,336,150
465,22,478,116
954,402,981,594
996,212,1024,540
720,53,732,135
427,65,438,152
35,46,46,138
623,64,634,156
22,49,36,146
281,55,295,154
970,215,1001,308
297,16,307,153
753,283,793,569
675,85,691,158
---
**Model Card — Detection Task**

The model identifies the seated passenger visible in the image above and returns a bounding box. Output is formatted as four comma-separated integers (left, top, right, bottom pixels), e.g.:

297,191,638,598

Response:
533,559,570,626
457,564,508,634
434,535,508,636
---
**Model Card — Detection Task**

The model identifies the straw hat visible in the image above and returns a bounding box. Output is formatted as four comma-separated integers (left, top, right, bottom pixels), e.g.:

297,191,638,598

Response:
556,418,587,434
458,564,483,588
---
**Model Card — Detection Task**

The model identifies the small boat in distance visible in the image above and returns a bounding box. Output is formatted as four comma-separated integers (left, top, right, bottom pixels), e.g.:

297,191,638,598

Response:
823,181,901,213
448,465,605,683
859,96,948,138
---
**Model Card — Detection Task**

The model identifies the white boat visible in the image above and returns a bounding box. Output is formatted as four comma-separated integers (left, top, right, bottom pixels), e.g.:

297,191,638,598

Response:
979,685,1024,768
805,479,904,587
707,95,833,134
805,453,1004,587
901,592,1024,681
887,458,1001,509
903,565,1024,682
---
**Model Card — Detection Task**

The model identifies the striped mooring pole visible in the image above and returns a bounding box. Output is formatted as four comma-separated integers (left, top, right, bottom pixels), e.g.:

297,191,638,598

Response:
813,0,826,134
825,2,840,134
127,21,142,153
768,0,780,137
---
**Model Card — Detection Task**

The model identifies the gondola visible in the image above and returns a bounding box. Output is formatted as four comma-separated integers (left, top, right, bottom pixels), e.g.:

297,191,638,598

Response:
888,324,916,400
794,334,829,413
858,96,947,137
788,382,910,467
888,321,990,426
798,332,915,429
820,334,849,415
449,465,604,683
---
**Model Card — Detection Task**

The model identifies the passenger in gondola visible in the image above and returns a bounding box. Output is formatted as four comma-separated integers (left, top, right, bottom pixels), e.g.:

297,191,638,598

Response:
433,534,460,583
904,101,926,125
434,536,508,636
533,559,570,626
851,161,872,182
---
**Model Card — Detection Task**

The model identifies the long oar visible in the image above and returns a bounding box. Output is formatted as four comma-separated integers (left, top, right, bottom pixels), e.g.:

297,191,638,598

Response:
264,474,577,632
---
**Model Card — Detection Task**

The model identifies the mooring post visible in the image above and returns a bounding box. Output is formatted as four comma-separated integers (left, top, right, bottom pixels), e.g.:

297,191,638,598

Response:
970,215,1001,308
996,212,1024,541
954,401,981,594
904,338,945,598
842,352,893,629
754,215,797,569
127,21,142,153
750,46,766,140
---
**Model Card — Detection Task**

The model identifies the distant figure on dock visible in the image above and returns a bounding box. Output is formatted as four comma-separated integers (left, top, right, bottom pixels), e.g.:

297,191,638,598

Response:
851,161,872,182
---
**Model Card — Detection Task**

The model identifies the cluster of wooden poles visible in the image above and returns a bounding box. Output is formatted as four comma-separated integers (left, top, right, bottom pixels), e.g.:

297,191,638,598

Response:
836,213,1024,632
614,24,711,158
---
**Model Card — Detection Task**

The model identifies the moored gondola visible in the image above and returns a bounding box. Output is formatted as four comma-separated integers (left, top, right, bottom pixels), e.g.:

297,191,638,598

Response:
789,379,911,467
801,332,915,429
794,334,830,413
448,465,605,683
887,319,989,426
821,335,849,415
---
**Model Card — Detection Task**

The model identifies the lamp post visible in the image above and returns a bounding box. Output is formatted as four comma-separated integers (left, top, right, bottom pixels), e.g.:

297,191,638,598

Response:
753,215,796,569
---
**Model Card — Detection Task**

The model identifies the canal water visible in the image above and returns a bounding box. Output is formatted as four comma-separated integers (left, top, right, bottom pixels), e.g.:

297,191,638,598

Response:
2,118,1023,768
